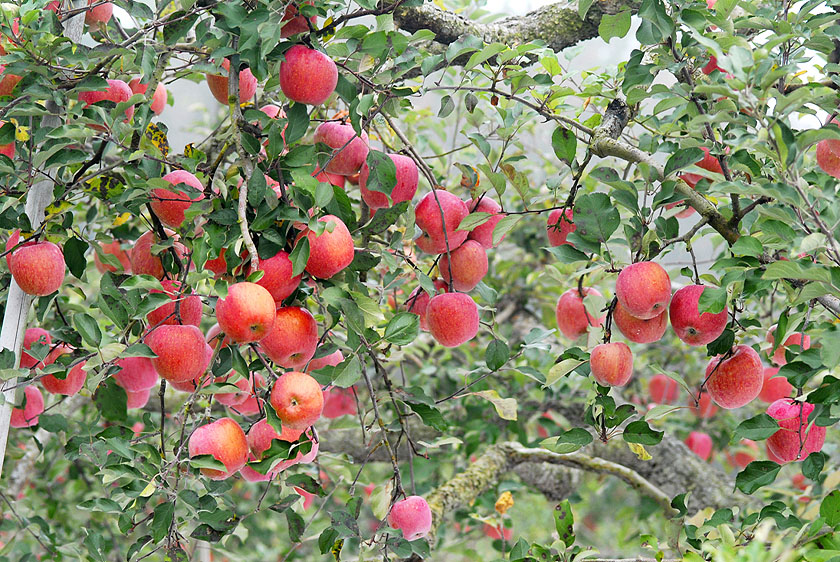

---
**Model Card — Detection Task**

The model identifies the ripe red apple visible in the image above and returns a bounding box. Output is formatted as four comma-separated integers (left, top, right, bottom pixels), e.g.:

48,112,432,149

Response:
126,387,151,409
248,419,318,472
766,440,787,464
41,360,86,395
648,373,679,404
112,356,158,392
279,45,337,106
298,214,355,279
269,371,324,430
359,153,419,209
322,386,356,418
388,496,432,541
128,78,166,115
146,324,209,383
758,366,793,403
280,1,315,37
426,292,480,347
165,342,213,393
78,78,134,122
215,371,264,407
483,523,513,541
313,167,345,188
702,55,724,75
204,248,228,277
5,231,65,296
589,342,633,387
466,196,505,248
546,208,575,246
792,473,808,491
684,431,713,460
94,240,132,273
313,121,370,175
21,328,51,369
215,282,276,343
206,59,257,105
613,300,668,343
226,372,265,416
766,399,826,463
146,280,202,327
766,325,811,366
246,249,301,304
669,285,728,346
149,170,205,228
615,261,671,319
306,349,344,372
188,417,249,480
704,345,763,409
554,287,605,339
259,306,318,368
405,279,448,331
129,229,188,279
10,385,44,428
0,62,21,97
439,240,488,292
84,0,112,24
726,439,758,469
414,190,470,254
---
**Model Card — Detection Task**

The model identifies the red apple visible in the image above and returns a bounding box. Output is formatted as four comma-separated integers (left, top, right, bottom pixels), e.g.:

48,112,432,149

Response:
613,300,668,343
388,496,432,541
279,45,337,106
313,167,345,189
128,78,166,115
247,249,301,304
766,324,811,366
5,231,65,296
126,387,151,409
112,356,158,392
41,360,86,395
146,324,209,383
766,399,826,463
648,373,679,404
215,282,276,343
359,153,419,209
615,261,671,319
188,417,249,480
689,390,718,419
483,523,513,541
280,1,315,37
306,349,344,372
149,170,205,228
758,366,793,403
129,230,188,279
426,292,479,347
204,248,228,277
269,371,324,430
589,342,633,387
78,78,133,122
405,279,448,331
10,385,44,428
554,287,605,339
466,196,505,248
414,189,470,254
313,121,370,175
146,280,202,327
546,208,575,246
20,328,51,369
298,214,355,279
322,386,356,418
726,439,758,469
84,0,112,24
94,240,132,273
684,431,713,460
705,345,762,409
259,306,318,369
439,240,488,292
669,285,728,346
206,59,257,105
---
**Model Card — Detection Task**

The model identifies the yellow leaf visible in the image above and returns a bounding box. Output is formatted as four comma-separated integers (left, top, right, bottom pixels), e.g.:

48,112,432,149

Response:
628,442,651,460
139,478,156,497
469,390,517,420
45,200,72,220
495,491,514,514
112,212,131,227
10,118,29,142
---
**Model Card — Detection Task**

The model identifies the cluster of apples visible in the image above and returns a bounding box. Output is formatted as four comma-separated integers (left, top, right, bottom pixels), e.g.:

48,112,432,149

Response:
405,191,508,348
557,259,824,464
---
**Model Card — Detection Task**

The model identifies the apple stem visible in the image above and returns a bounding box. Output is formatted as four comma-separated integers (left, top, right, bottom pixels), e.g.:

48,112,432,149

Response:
602,297,617,344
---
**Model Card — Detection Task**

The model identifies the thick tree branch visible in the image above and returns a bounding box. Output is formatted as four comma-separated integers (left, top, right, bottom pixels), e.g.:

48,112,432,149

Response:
394,0,637,53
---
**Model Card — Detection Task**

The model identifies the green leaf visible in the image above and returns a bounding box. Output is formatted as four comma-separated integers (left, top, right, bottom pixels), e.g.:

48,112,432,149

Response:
289,236,309,277
75,313,102,347
464,43,507,70
733,414,779,441
706,327,735,356
94,379,127,423
286,509,306,542
470,390,517,420
803,451,827,482
363,150,398,199
151,502,174,543
38,413,68,432
247,171,267,208
541,428,593,454
623,420,664,445
384,312,419,346
189,454,228,472
574,193,620,242
820,490,840,526
545,358,585,387
318,528,340,554
731,236,763,257
735,461,780,494
551,126,577,164
438,95,455,118
697,286,727,315
405,402,448,431
285,103,310,145
64,237,89,279
162,11,198,45
553,500,575,547
578,0,595,19
492,215,521,246
598,10,631,42
362,201,409,235
664,147,704,177
331,356,363,388
485,339,509,370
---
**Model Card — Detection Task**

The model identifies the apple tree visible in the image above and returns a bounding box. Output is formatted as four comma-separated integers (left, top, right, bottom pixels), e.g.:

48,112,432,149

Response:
1,0,840,560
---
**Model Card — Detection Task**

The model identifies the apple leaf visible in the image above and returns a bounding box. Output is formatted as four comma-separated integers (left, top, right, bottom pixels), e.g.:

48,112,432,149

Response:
64,236,89,279
732,413,779,441
94,379,127,423
150,502,174,543
664,147,704,177
485,339,509,371
551,126,577,164
384,312,419,346
622,420,664,445
599,9,631,43
553,500,575,547
541,428,593,454
469,390,517,421
574,193,620,243
363,150,397,198
735,461,780,494
820,490,840,526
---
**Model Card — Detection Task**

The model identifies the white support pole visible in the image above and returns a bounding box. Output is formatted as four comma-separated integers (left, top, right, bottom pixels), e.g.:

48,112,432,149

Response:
0,1,85,482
